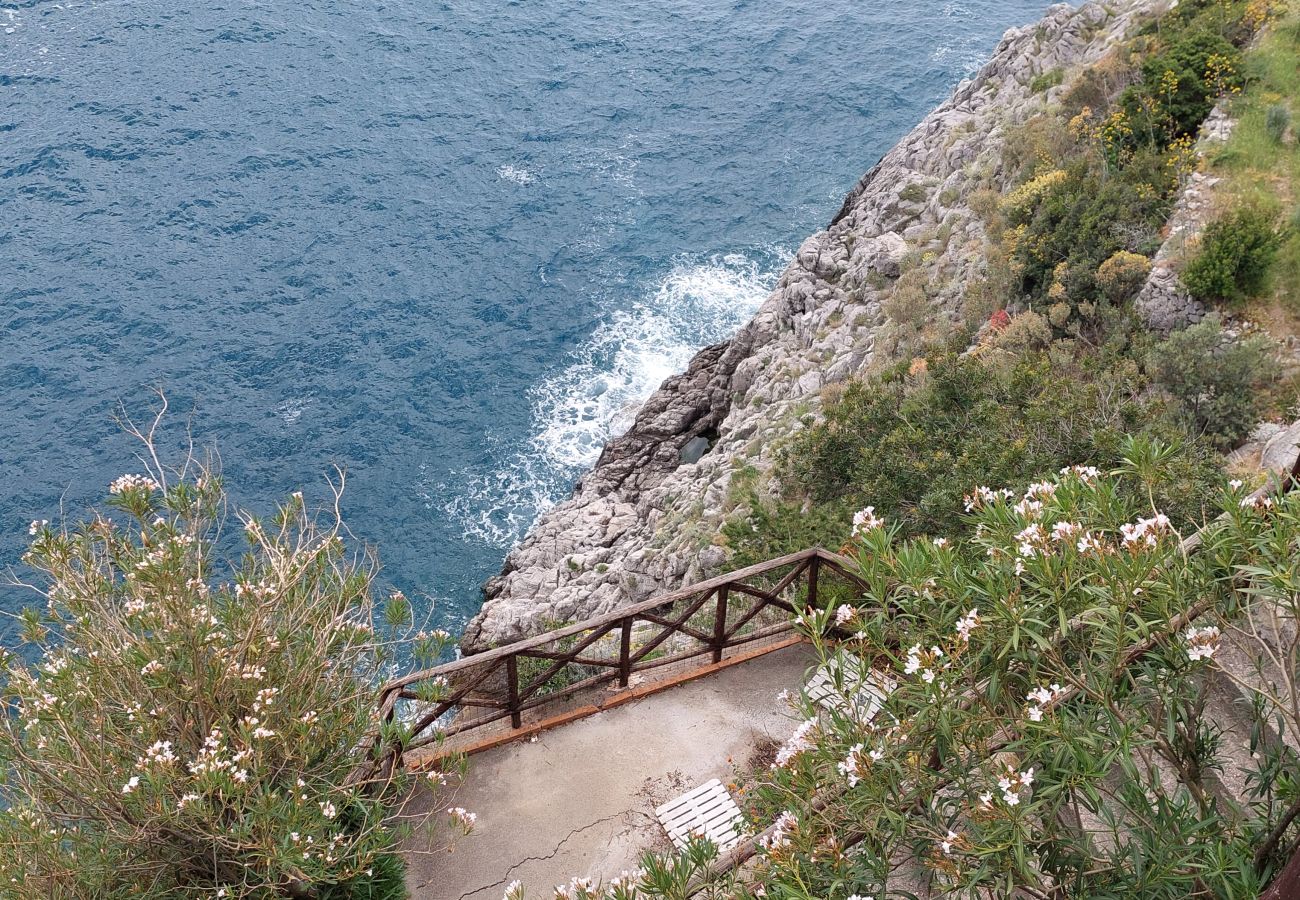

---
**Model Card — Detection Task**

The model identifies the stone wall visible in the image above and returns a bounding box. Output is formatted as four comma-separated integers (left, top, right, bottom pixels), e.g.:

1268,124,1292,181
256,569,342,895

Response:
1133,107,1235,333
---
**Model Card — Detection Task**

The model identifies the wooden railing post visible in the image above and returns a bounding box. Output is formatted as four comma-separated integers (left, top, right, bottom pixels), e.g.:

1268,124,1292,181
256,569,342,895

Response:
619,616,633,687
806,553,821,612
506,655,522,729
712,587,729,664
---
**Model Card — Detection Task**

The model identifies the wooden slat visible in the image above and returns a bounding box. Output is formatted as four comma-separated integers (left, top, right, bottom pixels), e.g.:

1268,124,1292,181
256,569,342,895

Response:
806,651,894,722
628,587,719,665
514,649,621,668
655,779,743,851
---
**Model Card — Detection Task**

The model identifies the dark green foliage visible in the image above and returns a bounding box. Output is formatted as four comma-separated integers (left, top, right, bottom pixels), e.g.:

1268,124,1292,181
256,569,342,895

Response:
1147,315,1280,448
320,852,409,900
1182,205,1282,304
898,183,929,203
726,350,1223,564
1125,28,1242,142
1009,157,1171,301
1168,0,1263,46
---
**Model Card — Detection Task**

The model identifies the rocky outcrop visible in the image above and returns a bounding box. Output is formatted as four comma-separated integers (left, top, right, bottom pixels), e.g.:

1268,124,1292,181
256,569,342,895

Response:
463,0,1163,651
1229,420,1300,477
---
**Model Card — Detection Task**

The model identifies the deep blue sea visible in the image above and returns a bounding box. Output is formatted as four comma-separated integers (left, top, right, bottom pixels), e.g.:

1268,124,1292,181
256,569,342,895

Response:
0,0,1046,645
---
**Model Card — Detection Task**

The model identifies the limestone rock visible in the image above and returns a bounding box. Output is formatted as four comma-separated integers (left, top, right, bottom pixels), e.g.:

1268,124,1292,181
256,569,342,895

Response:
1228,420,1300,477
846,232,908,283
1134,106,1231,333
461,0,1166,653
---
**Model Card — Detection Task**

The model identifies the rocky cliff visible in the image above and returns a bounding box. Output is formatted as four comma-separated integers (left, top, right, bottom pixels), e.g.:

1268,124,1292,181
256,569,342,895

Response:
463,0,1163,651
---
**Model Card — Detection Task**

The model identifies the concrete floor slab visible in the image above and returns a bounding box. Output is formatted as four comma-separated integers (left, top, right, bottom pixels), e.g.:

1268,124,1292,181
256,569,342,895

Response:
401,642,815,900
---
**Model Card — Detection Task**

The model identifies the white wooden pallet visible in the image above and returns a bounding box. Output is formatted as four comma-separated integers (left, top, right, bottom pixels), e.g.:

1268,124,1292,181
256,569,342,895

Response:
654,778,743,851
806,652,894,722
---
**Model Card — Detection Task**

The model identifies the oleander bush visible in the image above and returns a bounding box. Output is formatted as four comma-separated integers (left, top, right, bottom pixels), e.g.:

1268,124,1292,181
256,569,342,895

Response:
729,471,1300,898
0,423,462,899
517,469,1300,899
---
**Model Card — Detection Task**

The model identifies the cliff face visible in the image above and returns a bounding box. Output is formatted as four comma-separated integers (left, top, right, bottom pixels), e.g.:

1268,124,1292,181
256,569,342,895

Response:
463,0,1162,651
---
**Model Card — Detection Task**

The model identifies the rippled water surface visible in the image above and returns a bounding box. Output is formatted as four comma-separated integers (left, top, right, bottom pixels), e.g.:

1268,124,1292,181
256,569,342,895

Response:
1,0,1047,641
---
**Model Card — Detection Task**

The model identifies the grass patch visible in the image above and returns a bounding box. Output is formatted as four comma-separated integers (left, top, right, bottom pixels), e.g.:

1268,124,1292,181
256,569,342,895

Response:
1029,67,1065,93
1206,3,1300,326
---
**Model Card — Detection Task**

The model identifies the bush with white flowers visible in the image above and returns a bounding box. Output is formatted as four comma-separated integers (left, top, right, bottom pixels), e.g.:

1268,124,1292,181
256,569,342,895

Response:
732,467,1300,898
0,446,457,898
507,461,1300,899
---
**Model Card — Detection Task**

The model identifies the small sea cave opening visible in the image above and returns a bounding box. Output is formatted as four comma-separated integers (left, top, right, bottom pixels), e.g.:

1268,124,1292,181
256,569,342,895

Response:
678,426,719,466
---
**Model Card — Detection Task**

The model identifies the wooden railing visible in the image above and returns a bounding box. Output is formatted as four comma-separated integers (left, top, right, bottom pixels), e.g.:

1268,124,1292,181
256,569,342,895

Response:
366,548,867,768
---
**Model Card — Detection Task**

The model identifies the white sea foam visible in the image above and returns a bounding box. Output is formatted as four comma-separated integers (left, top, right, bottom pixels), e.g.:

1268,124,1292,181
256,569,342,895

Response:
496,164,538,185
531,252,778,471
277,396,311,426
930,2,994,74
433,250,782,548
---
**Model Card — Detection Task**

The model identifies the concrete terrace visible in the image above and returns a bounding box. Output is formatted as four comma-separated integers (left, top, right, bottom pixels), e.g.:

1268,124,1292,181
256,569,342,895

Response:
401,642,814,900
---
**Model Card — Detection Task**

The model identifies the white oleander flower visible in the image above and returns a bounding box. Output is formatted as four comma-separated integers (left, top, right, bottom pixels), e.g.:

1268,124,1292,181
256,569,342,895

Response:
940,829,959,855
955,608,980,642
1184,625,1221,662
447,807,476,831
110,474,160,495
851,506,885,535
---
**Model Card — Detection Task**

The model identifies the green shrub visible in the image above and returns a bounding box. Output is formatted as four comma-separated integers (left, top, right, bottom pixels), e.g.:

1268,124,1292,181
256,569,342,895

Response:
1181,204,1281,303
1265,102,1291,143
725,350,1222,564
1096,249,1153,302
982,310,1053,353
0,431,455,898
321,852,410,900
881,268,931,329
1008,157,1171,301
1147,314,1280,448
898,183,929,204
1029,67,1065,93
1125,28,1242,141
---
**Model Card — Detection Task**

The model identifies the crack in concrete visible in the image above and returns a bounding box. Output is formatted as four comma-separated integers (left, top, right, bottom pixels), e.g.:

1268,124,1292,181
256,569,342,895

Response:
449,810,645,900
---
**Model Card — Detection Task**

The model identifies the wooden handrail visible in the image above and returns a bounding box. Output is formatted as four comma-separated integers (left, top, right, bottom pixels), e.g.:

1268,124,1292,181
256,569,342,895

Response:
361,547,867,774
379,548,833,691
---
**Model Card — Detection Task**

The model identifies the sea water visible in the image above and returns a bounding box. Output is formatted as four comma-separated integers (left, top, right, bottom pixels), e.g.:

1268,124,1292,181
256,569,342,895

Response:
0,0,1046,643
